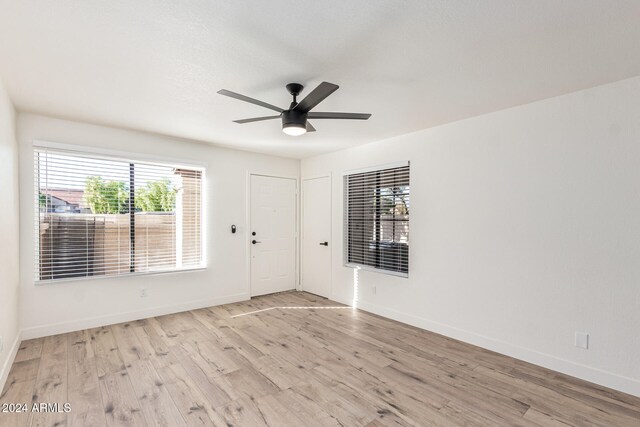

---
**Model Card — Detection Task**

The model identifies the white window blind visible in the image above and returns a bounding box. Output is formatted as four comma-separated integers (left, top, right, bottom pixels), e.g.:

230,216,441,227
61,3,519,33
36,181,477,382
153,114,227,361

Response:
35,148,204,282
344,164,410,275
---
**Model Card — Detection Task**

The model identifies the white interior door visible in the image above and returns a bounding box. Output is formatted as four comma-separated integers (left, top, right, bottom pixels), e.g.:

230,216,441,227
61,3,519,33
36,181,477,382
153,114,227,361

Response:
302,176,332,298
250,175,297,297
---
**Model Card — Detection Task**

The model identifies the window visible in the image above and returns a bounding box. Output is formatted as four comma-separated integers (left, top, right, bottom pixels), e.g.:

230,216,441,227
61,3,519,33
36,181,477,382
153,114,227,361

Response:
35,147,204,282
344,163,410,275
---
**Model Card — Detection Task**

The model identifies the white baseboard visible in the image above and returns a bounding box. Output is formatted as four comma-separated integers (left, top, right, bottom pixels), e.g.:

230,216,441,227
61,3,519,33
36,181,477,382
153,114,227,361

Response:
0,331,22,395
21,292,249,340
333,294,640,398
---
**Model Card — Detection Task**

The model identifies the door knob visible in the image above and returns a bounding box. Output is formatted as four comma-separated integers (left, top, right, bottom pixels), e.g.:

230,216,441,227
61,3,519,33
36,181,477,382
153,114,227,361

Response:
252,240,261,244
319,241,328,246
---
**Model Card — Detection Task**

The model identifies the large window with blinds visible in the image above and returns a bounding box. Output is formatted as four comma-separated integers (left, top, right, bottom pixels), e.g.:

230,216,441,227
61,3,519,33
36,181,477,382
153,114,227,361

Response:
344,163,410,275
35,147,204,282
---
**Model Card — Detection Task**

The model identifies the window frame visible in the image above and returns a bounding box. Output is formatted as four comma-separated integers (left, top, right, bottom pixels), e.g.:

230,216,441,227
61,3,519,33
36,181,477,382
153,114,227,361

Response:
343,161,410,278
33,141,207,285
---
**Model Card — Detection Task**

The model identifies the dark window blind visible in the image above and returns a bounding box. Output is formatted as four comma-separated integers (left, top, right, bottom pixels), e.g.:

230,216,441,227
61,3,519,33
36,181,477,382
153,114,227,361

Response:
35,148,204,282
344,164,409,275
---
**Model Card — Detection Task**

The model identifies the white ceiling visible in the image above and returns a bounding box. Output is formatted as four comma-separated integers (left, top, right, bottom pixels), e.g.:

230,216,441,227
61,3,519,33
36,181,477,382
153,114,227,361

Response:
1,1,639,158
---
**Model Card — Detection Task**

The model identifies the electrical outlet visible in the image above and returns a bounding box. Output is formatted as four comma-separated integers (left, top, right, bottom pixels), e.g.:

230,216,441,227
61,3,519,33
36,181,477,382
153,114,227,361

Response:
575,332,589,349
140,288,148,298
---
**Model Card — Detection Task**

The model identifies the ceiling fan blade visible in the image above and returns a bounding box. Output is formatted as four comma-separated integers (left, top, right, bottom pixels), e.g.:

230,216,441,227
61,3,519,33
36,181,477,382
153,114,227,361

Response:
293,82,339,113
307,112,371,120
306,121,316,132
233,115,281,124
218,89,284,113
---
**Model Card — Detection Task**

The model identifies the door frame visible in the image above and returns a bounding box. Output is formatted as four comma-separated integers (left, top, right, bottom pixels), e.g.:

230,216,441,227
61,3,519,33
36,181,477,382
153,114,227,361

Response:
246,172,300,297
301,174,332,298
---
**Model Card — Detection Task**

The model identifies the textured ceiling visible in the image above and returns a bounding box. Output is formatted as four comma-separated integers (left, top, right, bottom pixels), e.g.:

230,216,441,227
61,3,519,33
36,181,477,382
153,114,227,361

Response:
1,1,639,158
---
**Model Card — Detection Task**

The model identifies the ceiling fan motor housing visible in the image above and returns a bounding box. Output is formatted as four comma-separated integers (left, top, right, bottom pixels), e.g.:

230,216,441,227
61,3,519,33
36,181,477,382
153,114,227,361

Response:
282,109,307,129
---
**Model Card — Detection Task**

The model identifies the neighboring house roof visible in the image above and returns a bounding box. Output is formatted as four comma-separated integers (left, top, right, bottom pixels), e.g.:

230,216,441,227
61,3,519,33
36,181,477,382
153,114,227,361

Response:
46,195,70,207
45,189,87,208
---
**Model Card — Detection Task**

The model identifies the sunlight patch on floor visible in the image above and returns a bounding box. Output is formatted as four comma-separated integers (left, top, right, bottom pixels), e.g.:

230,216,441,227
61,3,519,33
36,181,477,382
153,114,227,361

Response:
231,306,351,318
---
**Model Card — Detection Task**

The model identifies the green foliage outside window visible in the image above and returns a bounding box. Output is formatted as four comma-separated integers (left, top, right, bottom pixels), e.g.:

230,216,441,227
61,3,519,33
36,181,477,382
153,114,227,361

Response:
39,192,47,209
84,177,130,214
135,178,176,212
84,176,176,214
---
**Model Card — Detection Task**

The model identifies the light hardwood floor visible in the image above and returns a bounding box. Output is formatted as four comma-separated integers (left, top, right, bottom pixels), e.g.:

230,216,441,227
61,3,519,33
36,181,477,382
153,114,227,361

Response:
1,291,639,426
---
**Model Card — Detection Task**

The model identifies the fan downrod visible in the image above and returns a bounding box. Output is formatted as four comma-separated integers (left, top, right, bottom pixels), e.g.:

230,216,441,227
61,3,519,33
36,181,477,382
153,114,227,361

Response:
286,83,304,102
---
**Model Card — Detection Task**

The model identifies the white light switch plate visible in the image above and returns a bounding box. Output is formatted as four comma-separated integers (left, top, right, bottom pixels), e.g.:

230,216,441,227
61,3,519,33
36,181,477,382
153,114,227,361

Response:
575,332,589,349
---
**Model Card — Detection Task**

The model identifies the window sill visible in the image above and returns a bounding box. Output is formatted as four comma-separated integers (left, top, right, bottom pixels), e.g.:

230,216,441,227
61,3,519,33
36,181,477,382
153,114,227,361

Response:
34,266,207,286
345,263,409,278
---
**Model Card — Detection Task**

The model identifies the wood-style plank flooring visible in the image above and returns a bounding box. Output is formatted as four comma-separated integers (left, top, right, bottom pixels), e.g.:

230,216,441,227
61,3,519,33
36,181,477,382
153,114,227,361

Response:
1,291,639,426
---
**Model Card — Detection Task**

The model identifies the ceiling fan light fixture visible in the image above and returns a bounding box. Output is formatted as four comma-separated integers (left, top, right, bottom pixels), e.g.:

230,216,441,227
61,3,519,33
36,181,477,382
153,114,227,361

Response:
282,123,307,136
281,110,307,136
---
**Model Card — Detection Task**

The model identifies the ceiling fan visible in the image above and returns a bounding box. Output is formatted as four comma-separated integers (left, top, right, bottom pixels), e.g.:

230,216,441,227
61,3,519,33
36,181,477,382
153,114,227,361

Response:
217,82,371,136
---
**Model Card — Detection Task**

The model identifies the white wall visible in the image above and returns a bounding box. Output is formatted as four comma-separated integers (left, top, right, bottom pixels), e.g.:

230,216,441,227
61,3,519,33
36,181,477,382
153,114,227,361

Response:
302,76,640,397
18,114,299,338
0,79,20,391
